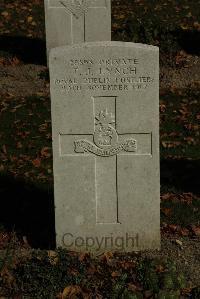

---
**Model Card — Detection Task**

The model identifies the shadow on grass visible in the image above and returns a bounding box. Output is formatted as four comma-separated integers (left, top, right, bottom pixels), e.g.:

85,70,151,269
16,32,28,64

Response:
0,173,55,249
0,35,47,65
161,159,200,194
177,29,200,55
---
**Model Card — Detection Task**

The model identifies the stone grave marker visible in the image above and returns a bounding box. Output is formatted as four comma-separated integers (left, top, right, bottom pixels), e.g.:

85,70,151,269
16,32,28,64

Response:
49,42,160,252
44,0,111,57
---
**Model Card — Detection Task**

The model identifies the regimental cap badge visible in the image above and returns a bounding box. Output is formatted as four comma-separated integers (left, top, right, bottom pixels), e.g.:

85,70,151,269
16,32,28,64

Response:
95,109,115,126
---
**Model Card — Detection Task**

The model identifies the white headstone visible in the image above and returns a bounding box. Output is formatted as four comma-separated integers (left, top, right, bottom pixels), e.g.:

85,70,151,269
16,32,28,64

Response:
49,42,160,252
44,0,111,57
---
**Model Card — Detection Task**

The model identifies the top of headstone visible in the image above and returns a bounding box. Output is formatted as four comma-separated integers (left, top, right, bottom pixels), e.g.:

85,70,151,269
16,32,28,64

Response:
50,41,159,57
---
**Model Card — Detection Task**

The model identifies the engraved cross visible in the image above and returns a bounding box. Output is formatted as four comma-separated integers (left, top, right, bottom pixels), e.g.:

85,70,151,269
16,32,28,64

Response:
60,96,152,224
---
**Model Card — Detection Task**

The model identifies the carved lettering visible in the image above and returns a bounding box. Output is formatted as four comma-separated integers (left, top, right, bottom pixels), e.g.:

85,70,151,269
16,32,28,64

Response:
54,56,154,92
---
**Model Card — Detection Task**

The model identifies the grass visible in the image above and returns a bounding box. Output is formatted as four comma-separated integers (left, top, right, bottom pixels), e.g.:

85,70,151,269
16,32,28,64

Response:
161,198,200,227
160,89,200,160
0,248,190,298
0,94,52,184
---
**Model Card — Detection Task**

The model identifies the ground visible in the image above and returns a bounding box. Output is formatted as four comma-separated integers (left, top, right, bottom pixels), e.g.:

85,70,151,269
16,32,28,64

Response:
0,0,200,298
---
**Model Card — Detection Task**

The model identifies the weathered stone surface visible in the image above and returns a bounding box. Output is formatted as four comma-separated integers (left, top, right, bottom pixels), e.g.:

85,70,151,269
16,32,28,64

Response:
44,0,111,57
49,42,160,252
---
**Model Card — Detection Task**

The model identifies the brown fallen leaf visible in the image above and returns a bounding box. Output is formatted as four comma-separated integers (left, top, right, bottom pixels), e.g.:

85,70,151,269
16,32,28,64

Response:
120,261,136,270
191,226,200,237
128,283,143,292
86,265,96,275
27,16,33,23
111,271,121,278
101,251,113,264
32,158,41,167
41,146,51,158
168,224,178,232
184,136,195,145
1,11,9,17
175,239,183,247
78,252,89,262
156,264,165,273
48,250,59,265
161,193,172,201
180,193,193,205
161,141,181,148
16,141,23,149
1,144,7,154
62,285,82,299
10,56,21,66
180,228,190,236
161,208,172,217
160,103,166,112
194,21,200,31
0,266,15,288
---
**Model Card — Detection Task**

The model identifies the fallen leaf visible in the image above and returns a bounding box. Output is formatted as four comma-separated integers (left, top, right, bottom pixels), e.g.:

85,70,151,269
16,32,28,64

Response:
78,252,89,262
156,265,165,273
32,158,41,167
11,56,21,66
27,16,33,23
175,239,183,247
1,11,9,17
62,285,82,299
0,266,15,287
1,144,7,154
144,290,153,298
16,141,23,149
128,283,143,292
191,226,200,237
194,21,200,31
120,261,136,270
41,146,51,158
168,224,178,232
111,271,121,278
180,23,189,30
160,104,166,112
102,251,113,263
86,265,96,275
22,236,30,248
161,193,172,201
11,104,23,112
161,208,172,217
180,228,189,236
48,250,59,265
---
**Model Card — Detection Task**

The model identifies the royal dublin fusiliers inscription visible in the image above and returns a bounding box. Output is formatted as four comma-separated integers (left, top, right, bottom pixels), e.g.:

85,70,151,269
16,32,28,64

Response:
55,57,154,92
50,42,160,252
